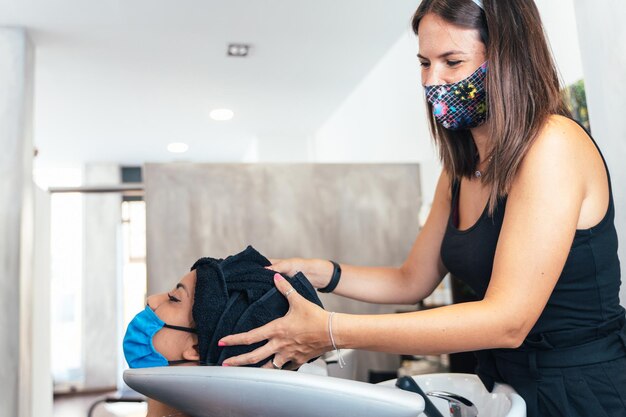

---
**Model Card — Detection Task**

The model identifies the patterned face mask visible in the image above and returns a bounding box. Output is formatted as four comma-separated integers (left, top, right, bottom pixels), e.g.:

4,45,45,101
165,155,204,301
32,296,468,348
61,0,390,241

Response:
424,61,488,130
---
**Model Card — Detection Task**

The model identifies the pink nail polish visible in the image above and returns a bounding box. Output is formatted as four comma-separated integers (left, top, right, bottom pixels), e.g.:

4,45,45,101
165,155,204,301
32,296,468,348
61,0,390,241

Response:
222,363,230,367
274,273,284,281
218,341,227,347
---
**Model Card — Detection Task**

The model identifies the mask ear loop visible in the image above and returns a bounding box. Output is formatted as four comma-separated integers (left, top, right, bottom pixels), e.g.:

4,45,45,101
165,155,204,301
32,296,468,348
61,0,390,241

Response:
162,325,199,365
167,359,201,366
164,323,198,334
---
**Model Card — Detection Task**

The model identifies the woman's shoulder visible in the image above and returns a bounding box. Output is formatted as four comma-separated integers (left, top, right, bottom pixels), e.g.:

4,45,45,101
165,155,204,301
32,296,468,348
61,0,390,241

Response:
510,114,602,204
510,115,587,194
537,114,588,145
539,114,588,139
507,114,609,232
524,114,592,169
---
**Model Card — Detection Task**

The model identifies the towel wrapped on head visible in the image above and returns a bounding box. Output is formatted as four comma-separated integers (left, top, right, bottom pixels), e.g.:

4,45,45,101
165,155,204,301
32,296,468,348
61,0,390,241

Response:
191,245,324,366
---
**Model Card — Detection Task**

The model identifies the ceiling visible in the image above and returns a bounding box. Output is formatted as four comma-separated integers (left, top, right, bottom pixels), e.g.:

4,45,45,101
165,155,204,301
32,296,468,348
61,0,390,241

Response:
0,0,420,178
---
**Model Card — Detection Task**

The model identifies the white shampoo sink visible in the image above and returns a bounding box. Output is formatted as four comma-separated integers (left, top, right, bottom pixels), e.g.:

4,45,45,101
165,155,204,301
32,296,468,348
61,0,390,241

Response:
380,373,526,417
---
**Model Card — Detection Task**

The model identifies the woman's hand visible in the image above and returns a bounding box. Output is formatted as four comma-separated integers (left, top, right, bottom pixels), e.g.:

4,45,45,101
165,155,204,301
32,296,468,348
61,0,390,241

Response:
218,273,331,369
267,257,334,289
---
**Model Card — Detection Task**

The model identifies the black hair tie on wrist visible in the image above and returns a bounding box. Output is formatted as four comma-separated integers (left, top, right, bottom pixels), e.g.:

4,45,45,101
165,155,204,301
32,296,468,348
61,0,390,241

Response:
318,260,341,293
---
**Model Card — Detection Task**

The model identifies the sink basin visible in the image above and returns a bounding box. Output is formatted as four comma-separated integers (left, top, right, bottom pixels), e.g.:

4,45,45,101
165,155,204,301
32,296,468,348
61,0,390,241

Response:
124,366,424,417
123,366,524,417
379,373,526,417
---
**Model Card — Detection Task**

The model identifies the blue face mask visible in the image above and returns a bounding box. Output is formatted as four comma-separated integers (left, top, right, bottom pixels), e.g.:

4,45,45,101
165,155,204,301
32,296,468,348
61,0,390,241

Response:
123,305,197,368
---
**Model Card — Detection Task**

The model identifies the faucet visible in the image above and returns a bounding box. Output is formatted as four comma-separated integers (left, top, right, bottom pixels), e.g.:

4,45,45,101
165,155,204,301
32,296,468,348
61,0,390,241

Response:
427,391,479,417
395,376,479,417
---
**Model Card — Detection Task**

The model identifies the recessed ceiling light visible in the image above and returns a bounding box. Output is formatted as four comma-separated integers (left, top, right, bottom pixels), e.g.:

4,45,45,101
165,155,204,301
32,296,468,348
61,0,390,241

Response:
210,108,234,121
167,142,189,153
227,44,250,57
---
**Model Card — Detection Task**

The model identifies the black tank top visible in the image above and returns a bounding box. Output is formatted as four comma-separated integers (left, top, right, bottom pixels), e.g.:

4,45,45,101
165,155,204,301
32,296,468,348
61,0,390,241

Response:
440,130,624,337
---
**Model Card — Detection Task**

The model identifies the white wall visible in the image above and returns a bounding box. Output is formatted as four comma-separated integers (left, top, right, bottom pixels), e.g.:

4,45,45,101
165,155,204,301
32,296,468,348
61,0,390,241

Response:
313,28,440,205
574,0,626,306
535,0,584,86
313,30,429,164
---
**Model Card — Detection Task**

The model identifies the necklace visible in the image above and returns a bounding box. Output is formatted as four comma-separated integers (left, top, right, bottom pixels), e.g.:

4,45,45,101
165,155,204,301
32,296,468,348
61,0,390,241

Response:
474,156,493,178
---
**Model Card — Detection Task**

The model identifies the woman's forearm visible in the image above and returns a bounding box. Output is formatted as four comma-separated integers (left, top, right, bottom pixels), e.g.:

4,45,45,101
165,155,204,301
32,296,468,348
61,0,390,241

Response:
329,264,433,305
333,299,521,355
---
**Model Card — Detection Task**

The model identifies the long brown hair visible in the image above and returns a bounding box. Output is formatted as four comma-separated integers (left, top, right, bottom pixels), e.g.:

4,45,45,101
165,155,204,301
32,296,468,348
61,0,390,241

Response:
412,0,571,213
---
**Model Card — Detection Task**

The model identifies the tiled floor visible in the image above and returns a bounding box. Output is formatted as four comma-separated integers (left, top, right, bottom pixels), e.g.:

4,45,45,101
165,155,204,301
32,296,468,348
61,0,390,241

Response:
53,391,147,417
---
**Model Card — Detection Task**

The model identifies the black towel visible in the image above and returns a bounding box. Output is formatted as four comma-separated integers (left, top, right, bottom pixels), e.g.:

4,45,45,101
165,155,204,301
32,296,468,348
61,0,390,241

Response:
191,245,324,366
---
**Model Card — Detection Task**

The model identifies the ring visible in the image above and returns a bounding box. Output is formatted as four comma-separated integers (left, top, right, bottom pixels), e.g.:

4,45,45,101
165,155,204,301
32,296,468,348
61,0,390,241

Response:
272,359,282,370
285,288,295,297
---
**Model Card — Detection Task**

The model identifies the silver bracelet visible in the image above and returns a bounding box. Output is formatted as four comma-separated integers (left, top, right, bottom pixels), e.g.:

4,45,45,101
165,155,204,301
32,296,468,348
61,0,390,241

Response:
328,312,346,369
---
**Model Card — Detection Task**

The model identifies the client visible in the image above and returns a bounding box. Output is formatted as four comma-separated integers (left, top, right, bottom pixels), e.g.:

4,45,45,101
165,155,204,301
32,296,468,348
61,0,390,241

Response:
122,246,324,417
123,245,324,368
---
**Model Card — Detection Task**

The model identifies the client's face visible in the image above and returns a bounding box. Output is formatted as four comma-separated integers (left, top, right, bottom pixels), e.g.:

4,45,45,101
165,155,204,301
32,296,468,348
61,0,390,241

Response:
147,270,199,363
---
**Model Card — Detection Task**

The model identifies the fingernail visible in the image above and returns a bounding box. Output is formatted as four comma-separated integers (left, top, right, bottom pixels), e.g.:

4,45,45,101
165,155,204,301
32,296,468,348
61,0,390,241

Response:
274,273,284,281
222,363,230,367
218,341,227,347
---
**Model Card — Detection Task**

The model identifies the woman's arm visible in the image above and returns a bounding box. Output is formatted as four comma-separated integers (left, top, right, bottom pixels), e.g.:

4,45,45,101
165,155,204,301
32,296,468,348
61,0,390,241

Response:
335,117,598,354
270,170,452,305
220,116,597,365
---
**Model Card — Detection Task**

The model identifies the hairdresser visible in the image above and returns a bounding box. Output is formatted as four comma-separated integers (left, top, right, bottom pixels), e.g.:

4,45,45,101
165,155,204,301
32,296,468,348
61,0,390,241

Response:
219,1,626,416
